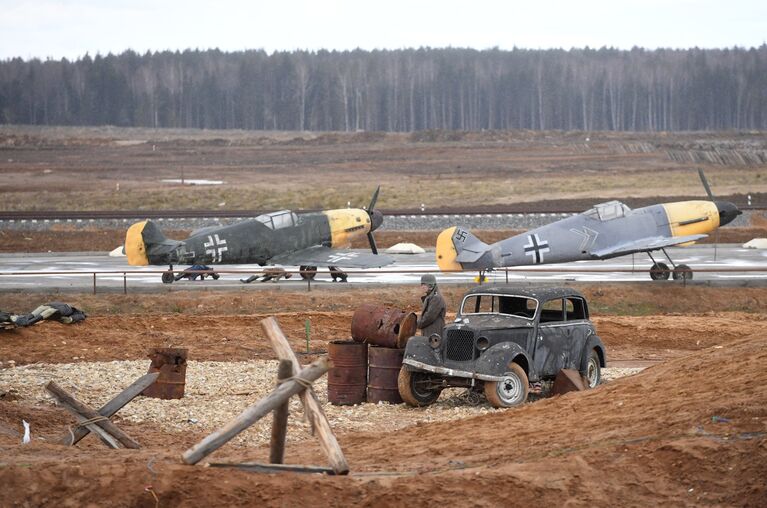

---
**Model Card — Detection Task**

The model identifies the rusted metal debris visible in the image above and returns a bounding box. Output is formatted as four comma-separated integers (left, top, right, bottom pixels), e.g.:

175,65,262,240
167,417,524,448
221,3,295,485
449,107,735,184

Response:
327,341,367,406
142,347,188,400
551,369,588,396
351,304,417,349
367,346,405,404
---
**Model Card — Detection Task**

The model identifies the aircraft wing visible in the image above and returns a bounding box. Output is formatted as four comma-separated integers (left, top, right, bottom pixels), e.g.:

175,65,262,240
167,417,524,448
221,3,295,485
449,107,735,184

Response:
590,234,708,259
270,246,394,268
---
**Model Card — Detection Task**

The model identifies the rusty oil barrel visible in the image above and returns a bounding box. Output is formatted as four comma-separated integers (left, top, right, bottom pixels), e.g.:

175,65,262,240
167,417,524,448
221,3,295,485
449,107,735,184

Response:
367,346,405,404
327,340,367,405
142,347,188,399
351,304,417,349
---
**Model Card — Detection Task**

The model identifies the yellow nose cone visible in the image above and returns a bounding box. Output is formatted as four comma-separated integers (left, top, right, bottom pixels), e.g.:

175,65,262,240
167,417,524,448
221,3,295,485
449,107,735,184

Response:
436,227,462,272
125,221,149,266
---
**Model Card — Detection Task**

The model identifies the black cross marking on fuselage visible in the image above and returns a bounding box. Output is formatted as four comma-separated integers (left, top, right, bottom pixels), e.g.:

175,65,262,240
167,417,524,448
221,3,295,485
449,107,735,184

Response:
523,234,550,264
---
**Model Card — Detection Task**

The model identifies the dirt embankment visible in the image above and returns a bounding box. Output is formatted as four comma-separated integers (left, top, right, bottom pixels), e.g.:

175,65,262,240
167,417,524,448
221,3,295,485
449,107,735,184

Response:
0,331,764,506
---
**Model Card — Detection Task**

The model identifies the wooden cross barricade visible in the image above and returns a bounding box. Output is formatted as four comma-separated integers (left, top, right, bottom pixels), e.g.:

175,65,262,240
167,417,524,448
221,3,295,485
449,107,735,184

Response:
46,371,159,449
180,317,350,475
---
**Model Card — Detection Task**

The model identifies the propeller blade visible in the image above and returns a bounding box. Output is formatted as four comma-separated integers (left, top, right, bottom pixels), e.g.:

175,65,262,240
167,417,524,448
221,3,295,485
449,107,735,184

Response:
698,169,715,200
367,186,380,211
367,232,378,255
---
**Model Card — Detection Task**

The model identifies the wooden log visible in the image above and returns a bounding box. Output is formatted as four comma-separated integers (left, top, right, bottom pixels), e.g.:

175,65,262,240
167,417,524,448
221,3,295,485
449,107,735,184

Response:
208,462,336,475
58,372,160,446
181,357,329,465
45,381,141,449
269,359,292,464
261,317,350,475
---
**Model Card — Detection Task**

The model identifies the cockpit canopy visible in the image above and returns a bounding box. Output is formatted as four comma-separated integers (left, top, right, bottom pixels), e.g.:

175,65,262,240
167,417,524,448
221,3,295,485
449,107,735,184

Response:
583,200,631,222
255,210,299,230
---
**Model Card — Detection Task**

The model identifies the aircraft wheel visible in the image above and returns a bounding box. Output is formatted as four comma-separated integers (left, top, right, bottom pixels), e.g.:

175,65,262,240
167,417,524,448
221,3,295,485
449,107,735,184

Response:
299,266,317,280
161,271,174,284
649,262,670,281
672,264,693,281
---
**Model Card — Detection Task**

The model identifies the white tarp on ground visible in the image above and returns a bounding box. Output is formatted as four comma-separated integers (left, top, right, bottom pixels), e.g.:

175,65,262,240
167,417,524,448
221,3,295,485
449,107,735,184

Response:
109,245,126,257
385,242,426,254
743,238,767,249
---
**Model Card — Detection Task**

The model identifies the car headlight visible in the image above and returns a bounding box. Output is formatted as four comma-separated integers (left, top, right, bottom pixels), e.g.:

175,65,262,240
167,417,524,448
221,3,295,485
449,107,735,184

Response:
429,333,442,349
476,336,490,351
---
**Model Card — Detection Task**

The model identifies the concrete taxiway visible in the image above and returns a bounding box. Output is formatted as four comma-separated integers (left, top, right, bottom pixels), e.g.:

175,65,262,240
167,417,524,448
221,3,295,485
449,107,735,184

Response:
1,244,767,292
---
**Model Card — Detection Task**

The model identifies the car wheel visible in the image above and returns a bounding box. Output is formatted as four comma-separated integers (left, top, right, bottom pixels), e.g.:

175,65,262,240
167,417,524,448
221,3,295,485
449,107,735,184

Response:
484,363,529,408
398,367,441,407
582,348,601,388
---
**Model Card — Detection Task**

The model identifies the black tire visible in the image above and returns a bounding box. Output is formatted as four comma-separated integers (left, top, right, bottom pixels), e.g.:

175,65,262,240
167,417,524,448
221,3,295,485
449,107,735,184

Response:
398,367,441,407
299,266,317,280
582,348,601,389
649,262,670,281
672,264,693,281
161,271,174,284
483,363,529,408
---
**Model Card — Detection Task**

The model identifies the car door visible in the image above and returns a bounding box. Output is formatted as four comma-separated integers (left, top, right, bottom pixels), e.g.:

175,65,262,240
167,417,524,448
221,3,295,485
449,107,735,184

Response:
563,297,591,370
532,297,569,377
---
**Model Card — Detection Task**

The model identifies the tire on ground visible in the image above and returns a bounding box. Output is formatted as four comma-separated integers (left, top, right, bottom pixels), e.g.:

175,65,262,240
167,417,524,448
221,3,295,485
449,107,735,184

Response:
483,363,529,408
398,367,441,407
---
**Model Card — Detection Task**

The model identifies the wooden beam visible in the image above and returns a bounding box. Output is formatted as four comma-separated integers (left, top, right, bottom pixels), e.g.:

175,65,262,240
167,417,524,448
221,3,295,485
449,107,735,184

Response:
58,372,160,446
269,359,292,464
208,462,336,475
181,357,329,465
261,317,350,475
45,381,141,449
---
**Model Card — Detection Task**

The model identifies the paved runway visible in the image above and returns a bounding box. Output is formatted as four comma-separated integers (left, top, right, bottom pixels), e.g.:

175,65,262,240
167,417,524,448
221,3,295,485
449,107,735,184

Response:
1,244,767,292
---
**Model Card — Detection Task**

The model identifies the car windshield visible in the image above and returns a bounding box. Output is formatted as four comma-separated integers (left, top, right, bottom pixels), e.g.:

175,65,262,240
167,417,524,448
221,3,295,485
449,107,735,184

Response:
460,294,538,320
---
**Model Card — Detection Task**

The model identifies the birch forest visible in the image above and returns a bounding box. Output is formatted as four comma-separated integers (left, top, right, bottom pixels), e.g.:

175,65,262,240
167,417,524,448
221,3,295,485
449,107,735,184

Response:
1,46,765,132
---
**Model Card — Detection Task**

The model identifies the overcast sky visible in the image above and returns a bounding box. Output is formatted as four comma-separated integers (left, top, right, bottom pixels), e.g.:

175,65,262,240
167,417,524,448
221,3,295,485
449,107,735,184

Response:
2,0,765,61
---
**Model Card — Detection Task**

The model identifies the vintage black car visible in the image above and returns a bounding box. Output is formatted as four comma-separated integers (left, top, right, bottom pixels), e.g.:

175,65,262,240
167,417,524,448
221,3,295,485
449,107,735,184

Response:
398,286,606,408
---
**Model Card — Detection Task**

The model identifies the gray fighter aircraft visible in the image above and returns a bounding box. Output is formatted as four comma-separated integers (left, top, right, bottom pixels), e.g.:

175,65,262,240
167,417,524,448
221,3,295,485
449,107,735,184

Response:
125,187,392,283
437,170,741,280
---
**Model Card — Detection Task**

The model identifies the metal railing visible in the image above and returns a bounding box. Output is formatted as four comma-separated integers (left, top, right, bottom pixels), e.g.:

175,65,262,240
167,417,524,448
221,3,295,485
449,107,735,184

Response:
2,266,767,294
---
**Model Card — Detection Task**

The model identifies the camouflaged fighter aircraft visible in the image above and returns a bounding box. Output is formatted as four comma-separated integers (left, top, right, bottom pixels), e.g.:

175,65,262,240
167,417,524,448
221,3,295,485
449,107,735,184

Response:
125,187,392,283
436,170,741,281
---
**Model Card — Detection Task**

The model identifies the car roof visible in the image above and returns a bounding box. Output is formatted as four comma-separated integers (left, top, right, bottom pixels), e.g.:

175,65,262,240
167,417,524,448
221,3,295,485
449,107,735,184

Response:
462,285,585,301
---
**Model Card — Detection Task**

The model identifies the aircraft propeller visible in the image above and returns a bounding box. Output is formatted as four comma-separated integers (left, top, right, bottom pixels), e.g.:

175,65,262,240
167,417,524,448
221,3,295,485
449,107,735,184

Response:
698,168,741,226
365,186,383,254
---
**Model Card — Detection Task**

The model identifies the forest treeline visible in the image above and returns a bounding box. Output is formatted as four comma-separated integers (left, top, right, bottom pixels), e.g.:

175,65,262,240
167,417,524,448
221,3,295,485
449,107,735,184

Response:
1,47,766,132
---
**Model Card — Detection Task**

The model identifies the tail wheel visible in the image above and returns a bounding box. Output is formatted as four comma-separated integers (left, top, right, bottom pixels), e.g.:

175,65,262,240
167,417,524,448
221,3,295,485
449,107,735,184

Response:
398,367,441,407
649,262,670,280
161,271,174,284
582,348,601,388
672,264,693,280
484,363,529,408
299,266,317,280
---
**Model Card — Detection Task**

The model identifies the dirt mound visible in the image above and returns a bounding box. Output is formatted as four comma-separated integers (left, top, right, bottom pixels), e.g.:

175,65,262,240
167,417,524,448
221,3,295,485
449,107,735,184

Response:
0,332,764,506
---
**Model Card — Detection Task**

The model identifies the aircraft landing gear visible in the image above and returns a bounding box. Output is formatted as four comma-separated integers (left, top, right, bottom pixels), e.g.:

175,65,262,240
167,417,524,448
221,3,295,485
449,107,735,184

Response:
162,264,175,284
299,266,317,280
648,250,693,281
649,262,670,281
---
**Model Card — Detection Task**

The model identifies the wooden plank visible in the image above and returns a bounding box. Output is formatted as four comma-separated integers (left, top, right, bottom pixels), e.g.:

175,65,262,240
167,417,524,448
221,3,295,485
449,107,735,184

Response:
208,462,336,475
261,317,350,475
181,357,329,465
45,381,141,449
269,360,292,464
58,372,160,446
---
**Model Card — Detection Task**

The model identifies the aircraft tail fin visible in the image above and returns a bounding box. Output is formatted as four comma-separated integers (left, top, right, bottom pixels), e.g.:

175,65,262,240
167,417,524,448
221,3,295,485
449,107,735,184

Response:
436,226,490,271
125,220,183,266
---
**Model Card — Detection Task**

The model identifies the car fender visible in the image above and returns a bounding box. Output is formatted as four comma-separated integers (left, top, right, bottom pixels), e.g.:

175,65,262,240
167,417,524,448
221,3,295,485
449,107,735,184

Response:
579,335,607,374
474,342,531,378
401,335,441,369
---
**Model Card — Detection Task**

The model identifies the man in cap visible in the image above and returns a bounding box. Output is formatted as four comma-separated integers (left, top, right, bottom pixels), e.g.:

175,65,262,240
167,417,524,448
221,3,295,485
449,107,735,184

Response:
417,274,446,337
